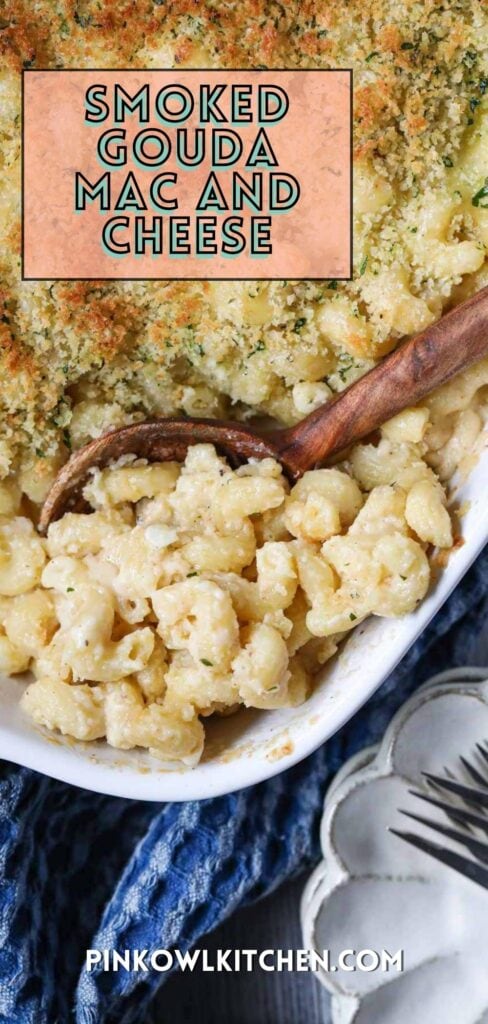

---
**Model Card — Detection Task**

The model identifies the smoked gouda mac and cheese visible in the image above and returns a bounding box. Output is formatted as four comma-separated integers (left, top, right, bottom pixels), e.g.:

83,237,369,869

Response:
0,1,487,763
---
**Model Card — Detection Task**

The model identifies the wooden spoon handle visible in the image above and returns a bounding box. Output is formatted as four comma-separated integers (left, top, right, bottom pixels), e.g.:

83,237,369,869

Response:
275,285,488,478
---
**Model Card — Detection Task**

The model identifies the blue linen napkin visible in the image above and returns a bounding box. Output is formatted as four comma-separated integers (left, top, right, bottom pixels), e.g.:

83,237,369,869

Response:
0,548,487,1024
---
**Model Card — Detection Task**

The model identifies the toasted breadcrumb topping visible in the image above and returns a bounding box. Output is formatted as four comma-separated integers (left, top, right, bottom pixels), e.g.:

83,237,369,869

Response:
0,0,487,487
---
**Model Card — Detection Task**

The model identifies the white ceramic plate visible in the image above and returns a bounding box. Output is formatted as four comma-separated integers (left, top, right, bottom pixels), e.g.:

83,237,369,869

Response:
300,667,488,1024
1,448,487,801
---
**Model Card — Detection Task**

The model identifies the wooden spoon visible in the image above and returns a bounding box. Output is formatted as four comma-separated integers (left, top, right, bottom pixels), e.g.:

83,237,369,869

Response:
39,285,488,534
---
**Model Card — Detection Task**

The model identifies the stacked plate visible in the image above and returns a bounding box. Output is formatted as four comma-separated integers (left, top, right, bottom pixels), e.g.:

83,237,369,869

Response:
301,668,488,1024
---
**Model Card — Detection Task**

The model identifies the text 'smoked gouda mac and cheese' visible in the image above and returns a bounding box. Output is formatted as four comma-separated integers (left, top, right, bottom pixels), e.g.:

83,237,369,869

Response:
23,70,351,277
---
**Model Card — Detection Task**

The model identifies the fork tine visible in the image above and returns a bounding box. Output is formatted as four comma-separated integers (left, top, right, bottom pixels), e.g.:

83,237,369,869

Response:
476,743,488,767
399,809,488,863
409,789,488,835
388,828,488,889
422,772,488,809
459,755,488,789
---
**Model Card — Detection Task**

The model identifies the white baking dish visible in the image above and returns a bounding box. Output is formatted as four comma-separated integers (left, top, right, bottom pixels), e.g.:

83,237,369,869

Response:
1,446,486,801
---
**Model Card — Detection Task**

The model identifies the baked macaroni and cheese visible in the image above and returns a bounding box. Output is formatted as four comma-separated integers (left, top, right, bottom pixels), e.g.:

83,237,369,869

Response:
0,1,487,764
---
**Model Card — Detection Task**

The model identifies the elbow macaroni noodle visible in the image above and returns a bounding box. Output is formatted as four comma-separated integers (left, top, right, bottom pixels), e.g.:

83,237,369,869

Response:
3,356,487,766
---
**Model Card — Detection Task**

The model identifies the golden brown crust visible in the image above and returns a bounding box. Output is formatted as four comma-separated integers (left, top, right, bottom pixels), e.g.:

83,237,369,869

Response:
0,0,486,472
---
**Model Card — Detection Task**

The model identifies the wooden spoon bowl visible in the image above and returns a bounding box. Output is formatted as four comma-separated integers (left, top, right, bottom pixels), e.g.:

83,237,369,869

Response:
39,285,488,533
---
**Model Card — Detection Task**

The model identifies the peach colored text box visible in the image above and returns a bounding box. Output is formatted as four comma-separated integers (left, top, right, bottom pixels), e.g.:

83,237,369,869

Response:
23,70,351,280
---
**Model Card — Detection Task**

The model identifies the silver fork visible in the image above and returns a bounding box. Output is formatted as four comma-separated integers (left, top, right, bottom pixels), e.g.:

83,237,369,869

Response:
389,743,488,889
